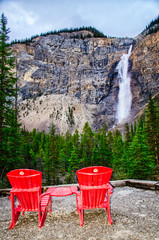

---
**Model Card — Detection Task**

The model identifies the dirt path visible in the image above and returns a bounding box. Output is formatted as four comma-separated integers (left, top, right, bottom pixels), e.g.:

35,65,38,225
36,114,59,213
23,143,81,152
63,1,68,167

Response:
0,186,159,240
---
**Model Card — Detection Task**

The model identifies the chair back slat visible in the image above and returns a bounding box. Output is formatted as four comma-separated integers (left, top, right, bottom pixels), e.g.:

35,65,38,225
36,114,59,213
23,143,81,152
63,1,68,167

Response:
7,169,42,211
77,166,112,209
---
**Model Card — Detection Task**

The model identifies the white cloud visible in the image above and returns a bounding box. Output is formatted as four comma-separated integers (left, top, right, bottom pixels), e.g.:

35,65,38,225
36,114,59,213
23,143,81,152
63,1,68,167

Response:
3,2,37,24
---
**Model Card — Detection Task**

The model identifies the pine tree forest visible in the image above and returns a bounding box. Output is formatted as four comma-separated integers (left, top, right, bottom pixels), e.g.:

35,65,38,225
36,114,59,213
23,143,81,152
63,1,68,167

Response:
0,14,159,188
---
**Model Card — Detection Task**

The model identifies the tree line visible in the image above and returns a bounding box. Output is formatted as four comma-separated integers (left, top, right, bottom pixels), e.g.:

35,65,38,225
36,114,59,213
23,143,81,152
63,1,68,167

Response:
0,13,159,188
10,26,106,45
144,15,159,35
1,93,159,188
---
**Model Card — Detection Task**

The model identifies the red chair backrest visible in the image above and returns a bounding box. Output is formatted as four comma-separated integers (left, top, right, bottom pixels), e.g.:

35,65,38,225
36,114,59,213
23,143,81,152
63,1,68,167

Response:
76,166,113,208
7,169,42,211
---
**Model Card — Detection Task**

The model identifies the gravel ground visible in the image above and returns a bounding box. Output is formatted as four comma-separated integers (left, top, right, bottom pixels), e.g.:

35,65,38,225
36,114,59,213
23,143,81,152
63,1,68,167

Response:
0,186,159,240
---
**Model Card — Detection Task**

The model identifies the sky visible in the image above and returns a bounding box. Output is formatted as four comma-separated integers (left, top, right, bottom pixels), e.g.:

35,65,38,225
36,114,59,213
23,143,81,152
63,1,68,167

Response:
1,0,159,42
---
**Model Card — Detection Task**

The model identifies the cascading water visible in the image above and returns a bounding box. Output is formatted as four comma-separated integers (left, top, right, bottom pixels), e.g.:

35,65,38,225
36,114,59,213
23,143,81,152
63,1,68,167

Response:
116,45,132,123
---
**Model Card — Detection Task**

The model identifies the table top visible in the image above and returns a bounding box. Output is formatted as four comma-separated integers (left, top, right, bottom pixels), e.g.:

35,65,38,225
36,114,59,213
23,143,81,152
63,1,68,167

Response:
48,186,78,197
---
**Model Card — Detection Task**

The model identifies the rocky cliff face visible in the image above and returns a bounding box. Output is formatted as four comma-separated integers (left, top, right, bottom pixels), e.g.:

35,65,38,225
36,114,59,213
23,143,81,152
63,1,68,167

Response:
12,30,159,133
130,31,159,113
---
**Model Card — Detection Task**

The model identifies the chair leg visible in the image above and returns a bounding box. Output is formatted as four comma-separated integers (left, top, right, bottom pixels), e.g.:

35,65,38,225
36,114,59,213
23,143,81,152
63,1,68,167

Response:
107,189,113,225
9,194,21,229
39,207,48,228
79,209,84,226
49,196,52,214
76,195,79,214
105,191,113,225
106,206,113,225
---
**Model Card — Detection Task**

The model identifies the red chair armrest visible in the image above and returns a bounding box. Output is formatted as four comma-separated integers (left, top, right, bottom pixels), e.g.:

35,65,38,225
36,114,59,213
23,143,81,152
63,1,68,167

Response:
39,191,51,200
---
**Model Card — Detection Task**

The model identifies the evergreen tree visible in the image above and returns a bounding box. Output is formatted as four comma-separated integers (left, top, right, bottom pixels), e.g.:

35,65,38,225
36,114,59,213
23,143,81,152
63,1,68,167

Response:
107,131,114,149
58,149,67,174
36,130,46,172
126,119,154,179
21,135,33,169
68,144,80,182
120,123,134,178
99,124,112,166
145,93,159,166
31,129,40,154
130,123,135,139
111,130,124,179
0,14,22,183
93,124,111,166
124,123,132,147
91,145,99,166
80,122,94,166
43,134,52,185
62,130,73,171
72,129,80,147
43,124,59,185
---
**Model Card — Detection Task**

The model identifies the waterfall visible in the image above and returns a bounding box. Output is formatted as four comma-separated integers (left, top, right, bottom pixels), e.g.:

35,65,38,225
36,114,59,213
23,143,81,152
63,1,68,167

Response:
116,45,132,123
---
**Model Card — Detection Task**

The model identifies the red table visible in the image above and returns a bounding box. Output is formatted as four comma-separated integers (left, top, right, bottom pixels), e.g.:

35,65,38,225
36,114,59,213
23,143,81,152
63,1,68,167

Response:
46,186,79,214
47,186,79,197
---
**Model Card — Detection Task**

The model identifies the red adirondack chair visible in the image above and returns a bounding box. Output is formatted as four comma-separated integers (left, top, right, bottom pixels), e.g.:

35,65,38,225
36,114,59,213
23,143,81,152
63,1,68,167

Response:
7,169,52,229
76,166,113,226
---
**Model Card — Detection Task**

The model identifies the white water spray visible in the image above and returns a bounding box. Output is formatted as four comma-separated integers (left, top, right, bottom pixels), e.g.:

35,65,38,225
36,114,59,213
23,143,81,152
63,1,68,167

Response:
116,45,132,123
